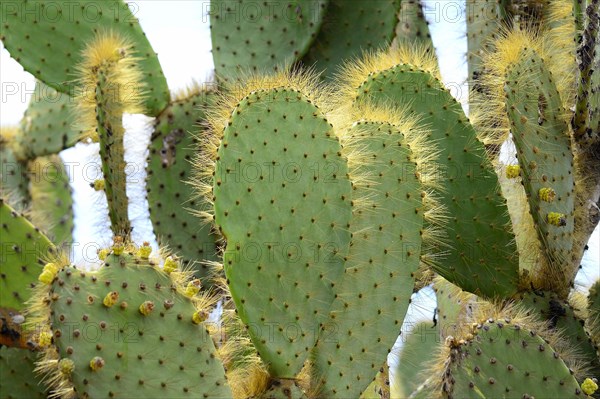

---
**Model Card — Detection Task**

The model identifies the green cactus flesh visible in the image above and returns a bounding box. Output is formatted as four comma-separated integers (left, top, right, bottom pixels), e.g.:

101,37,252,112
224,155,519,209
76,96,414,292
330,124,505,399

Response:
467,0,508,84
443,319,585,399
503,48,575,270
0,347,47,399
29,155,74,245
516,291,600,376
39,251,232,398
18,82,82,158
0,134,29,210
146,91,219,277
210,0,328,79
354,64,519,298
0,200,55,310
0,0,169,116
434,277,474,339
312,121,423,398
212,88,352,377
302,0,401,79
393,321,440,398
394,0,434,50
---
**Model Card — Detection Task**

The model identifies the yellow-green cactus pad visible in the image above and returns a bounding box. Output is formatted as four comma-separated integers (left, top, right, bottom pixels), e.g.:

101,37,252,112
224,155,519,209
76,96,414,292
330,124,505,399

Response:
503,47,575,271
33,250,232,398
312,121,424,397
351,60,519,298
443,319,586,398
0,200,55,310
212,87,352,377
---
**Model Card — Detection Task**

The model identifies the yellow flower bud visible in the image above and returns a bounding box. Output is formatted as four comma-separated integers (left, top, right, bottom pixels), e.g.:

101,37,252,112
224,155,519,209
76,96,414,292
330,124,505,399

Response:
184,279,202,297
139,301,155,316
192,310,209,325
103,291,119,308
89,356,105,371
505,165,520,179
163,256,178,274
582,378,598,395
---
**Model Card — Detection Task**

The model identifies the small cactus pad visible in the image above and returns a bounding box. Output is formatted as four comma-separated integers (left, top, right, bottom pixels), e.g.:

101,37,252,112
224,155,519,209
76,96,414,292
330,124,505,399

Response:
302,0,401,78
212,87,352,377
36,250,232,398
28,155,74,245
1,0,169,116
443,319,586,398
18,82,82,158
393,321,440,398
503,47,575,269
210,0,328,79
350,59,519,298
0,347,47,399
147,90,219,276
0,129,29,209
434,277,475,339
313,121,424,398
516,291,599,375
0,200,54,310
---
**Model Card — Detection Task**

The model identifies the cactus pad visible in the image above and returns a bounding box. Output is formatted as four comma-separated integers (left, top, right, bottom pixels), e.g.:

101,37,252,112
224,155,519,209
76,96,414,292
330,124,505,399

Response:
516,291,599,375
348,57,519,298
34,249,232,398
147,90,219,276
211,87,352,377
394,0,434,50
210,0,328,79
587,280,600,360
503,48,575,272
302,0,401,78
442,319,586,398
0,200,54,310
1,0,169,116
313,120,425,397
0,347,46,399
28,155,74,245
18,83,82,158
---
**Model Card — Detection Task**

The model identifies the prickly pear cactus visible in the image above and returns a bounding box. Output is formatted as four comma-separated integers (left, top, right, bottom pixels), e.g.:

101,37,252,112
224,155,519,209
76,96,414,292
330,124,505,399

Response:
0,127,28,209
30,245,232,399
442,317,586,399
206,74,352,378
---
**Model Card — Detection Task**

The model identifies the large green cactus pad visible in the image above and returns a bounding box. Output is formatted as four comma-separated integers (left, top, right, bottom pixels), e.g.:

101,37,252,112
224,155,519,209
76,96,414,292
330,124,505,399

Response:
29,155,74,245
302,0,401,79
393,321,440,398
313,121,423,398
443,319,586,398
588,280,600,360
353,63,519,298
516,291,599,376
0,200,54,310
0,347,47,399
211,0,328,79
18,82,82,158
41,251,232,398
147,91,219,276
212,88,352,377
1,0,169,116
503,48,575,269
